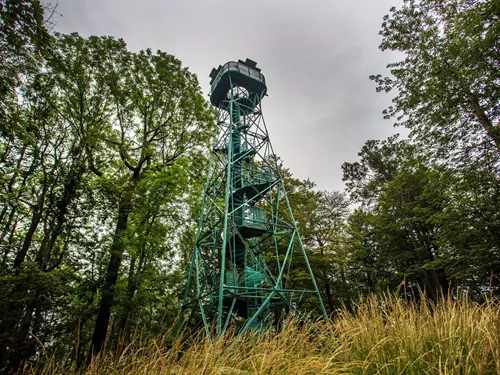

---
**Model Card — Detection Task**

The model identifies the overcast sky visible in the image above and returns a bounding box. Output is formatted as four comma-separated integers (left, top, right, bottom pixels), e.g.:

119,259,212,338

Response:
52,0,403,192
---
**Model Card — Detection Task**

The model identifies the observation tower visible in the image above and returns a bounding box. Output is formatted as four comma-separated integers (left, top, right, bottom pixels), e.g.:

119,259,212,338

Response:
179,59,326,337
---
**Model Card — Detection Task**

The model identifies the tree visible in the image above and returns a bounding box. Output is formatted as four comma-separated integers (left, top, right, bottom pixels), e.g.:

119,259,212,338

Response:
371,0,500,167
0,29,214,370
0,31,121,369
87,44,214,358
280,171,351,313
342,134,418,204
300,190,350,313
343,137,450,301
377,163,450,301
0,0,52,133
428,166,500,295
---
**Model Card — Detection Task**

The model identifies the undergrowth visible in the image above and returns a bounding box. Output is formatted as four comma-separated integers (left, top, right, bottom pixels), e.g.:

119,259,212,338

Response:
23,295,500,375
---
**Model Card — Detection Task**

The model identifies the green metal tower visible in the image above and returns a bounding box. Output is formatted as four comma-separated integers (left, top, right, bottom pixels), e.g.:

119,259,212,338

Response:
180,59,326,337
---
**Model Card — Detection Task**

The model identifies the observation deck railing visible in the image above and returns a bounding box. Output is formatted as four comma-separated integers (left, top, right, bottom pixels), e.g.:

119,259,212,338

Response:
210,61,266,95
242,206,267,231
241,166,274,188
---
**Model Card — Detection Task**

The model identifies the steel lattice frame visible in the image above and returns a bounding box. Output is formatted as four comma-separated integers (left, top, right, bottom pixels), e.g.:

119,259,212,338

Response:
179,60,326,338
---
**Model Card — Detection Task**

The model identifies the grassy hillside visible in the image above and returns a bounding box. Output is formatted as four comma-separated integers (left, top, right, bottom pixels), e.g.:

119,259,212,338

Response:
26,295,500,375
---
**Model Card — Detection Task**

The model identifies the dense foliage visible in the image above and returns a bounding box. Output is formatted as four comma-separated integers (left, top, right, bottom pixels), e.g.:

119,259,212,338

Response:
0,0,499,372
0,0,214,370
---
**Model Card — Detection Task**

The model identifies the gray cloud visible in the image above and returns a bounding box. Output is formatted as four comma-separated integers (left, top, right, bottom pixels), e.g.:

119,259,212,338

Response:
52,0,404,191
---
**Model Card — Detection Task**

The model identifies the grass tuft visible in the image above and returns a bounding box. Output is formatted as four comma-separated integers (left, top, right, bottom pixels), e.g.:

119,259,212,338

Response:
23,294,500,375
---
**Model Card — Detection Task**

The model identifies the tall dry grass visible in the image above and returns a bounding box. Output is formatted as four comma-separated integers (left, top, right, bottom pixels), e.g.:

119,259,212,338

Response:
23,295,500,375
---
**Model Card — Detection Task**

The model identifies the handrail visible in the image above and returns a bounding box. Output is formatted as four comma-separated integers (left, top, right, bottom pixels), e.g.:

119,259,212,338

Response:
211,61,266,93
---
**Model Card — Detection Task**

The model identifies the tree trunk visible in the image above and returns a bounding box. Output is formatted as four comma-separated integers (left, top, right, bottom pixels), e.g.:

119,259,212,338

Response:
0,206,16,244
12,183,47,271
0,208,17,268
117,253,137,340
36,165,82,270
117,210,156,344
0,145,27,225
317,245,334,313
406,225,439,302
322,274,335,313
15,168,83,363
89,182,136,360
0,215,18,271
415,223,449,299
7,159,85,370
466,92,500,150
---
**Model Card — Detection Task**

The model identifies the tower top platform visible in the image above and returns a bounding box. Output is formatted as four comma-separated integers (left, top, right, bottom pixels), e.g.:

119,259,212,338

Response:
209,58,267,108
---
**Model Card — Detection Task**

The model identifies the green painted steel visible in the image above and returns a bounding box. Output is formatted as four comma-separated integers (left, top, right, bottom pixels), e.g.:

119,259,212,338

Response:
178,58,327,338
